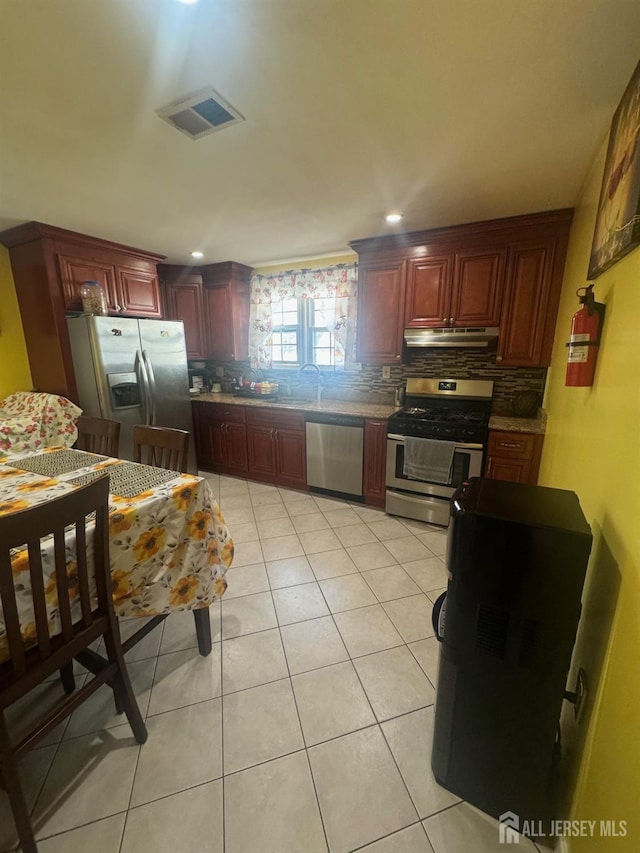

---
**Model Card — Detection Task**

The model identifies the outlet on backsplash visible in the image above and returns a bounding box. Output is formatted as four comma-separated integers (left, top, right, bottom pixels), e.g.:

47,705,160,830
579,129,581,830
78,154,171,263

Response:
382,366,391,380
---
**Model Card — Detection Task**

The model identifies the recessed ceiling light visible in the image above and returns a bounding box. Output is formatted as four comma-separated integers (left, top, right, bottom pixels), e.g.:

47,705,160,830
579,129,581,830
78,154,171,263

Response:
385,212,403,224
191,251,204,259
176,0,198,5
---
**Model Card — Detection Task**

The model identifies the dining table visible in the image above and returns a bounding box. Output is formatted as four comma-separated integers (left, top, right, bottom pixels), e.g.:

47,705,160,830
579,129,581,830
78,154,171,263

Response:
0,445,234,663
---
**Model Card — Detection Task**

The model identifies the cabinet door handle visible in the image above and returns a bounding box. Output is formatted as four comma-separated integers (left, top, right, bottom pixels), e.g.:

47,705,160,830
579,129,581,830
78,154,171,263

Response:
500,442,520,449
496,355,503,362
441,317,447,324
274,429,278,441
486,457,492,475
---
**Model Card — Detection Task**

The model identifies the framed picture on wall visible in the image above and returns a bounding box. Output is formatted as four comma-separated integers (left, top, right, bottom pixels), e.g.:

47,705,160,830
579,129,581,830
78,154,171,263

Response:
588,59,640,279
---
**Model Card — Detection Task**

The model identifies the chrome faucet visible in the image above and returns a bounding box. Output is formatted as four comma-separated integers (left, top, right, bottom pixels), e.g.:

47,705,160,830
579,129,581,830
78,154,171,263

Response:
297,363,323,402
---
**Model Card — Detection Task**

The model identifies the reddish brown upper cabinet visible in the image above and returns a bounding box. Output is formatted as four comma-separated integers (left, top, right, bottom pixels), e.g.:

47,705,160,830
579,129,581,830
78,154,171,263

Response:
56,247,162,317
363,418,388,507
200,262,253,361
450,248,505,327
350,209,572,368
0,222,165,400
497,235,569,367
117,266,162,318
356,259,406,363
404,256,452,328
159,266,207,359
404,249,504,329
57,254,119,313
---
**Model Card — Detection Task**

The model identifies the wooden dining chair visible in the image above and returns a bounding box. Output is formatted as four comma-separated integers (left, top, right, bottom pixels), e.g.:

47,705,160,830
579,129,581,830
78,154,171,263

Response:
76,415,121,457
132,424,189,472
0,476,147,853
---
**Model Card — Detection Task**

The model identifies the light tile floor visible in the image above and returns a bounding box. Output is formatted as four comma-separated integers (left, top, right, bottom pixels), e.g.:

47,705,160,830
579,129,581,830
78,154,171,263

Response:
0,475,546,853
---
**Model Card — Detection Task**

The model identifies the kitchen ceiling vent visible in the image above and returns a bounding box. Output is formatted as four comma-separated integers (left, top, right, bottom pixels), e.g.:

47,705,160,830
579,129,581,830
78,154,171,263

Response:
156,87,244,139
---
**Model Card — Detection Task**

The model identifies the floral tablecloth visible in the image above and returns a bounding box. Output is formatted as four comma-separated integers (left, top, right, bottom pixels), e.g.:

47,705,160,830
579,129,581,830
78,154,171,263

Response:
0,447,234,662
0,391,81,454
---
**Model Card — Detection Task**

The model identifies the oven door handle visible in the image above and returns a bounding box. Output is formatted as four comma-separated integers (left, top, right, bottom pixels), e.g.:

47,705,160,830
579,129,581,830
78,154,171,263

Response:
387,434,483,451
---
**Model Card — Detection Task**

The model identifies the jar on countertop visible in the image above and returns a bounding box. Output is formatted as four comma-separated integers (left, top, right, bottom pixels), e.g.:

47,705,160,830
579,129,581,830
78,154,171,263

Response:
80,281,108,316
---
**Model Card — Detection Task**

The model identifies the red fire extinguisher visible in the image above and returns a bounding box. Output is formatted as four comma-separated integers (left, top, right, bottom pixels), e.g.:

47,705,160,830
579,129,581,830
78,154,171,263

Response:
565,285,605,387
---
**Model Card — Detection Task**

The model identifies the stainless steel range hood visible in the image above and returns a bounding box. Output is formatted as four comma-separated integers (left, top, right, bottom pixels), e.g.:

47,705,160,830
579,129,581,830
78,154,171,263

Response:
404,327,499,348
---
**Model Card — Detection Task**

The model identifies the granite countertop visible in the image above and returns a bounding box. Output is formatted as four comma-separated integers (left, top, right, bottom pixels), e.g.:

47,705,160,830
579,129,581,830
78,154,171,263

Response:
489,409,547,435
193,392,399,420
194,393,548,433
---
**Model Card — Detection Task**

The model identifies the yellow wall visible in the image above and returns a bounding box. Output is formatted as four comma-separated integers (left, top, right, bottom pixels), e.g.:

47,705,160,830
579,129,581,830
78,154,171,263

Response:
0,246,32,397
253,252,357,277
541,141,640,850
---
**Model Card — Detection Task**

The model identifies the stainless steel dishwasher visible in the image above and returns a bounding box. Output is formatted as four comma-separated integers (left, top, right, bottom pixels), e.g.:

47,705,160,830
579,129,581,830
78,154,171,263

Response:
305,413,364,498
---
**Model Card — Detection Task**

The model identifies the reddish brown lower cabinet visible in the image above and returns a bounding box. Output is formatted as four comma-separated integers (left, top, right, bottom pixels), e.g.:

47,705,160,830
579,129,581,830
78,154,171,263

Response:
363,418,388,507
246,409,307,489
192,402,248,476
485,430,543,485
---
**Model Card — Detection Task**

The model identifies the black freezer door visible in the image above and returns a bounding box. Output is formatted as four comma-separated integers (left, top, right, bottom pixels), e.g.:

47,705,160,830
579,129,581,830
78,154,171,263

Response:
432,477,592,824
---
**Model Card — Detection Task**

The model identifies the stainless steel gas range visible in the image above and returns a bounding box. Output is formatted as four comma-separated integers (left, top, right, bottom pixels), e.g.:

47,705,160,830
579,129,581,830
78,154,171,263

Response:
386,377,494,526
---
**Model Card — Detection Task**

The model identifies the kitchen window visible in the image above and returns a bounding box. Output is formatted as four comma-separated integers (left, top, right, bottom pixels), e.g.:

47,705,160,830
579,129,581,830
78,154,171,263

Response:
270,297,345,368
248,262,358,370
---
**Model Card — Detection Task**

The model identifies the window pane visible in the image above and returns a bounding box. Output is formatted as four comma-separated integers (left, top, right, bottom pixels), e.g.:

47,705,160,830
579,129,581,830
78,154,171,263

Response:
314,331,332,348
271,298,299,328
267,295,348,368
282,346,298,362
314,349,333,365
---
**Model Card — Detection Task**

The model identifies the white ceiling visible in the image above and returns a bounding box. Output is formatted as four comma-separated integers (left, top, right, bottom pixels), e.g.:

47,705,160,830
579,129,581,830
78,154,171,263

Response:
1,0,639,267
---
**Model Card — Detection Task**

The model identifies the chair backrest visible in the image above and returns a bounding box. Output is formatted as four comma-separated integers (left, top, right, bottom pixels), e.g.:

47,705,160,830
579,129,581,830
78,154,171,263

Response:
76,415,121,457
132,424,189,472
0,476,111,689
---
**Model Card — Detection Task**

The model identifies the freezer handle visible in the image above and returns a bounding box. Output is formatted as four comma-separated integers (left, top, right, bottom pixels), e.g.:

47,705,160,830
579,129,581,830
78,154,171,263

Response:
432,591,447,642
135,350,151,426
142,350,157,426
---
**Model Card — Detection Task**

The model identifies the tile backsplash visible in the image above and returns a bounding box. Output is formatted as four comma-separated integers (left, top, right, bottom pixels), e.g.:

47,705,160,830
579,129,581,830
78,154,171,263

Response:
197,349,546,415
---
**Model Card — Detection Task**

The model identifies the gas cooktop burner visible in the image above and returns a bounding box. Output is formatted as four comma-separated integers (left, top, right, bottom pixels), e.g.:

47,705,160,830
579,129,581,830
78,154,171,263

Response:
395,407,486,425
388,377,494,442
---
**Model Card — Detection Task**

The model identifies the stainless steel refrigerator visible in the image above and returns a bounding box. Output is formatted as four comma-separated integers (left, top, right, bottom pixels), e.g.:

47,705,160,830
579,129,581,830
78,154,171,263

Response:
67,315,196,471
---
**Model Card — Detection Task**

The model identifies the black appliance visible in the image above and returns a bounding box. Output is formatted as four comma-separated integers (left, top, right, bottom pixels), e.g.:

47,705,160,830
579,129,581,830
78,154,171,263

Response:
386,377,493,526
432,477,592,827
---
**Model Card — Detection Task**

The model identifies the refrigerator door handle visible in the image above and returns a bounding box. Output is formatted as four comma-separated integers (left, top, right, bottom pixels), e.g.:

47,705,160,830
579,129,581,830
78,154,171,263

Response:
135,349,151,426
142,350,157,426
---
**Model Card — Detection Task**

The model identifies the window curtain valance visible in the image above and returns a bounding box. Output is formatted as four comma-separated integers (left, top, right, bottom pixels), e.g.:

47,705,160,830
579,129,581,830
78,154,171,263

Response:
249,262,358,369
